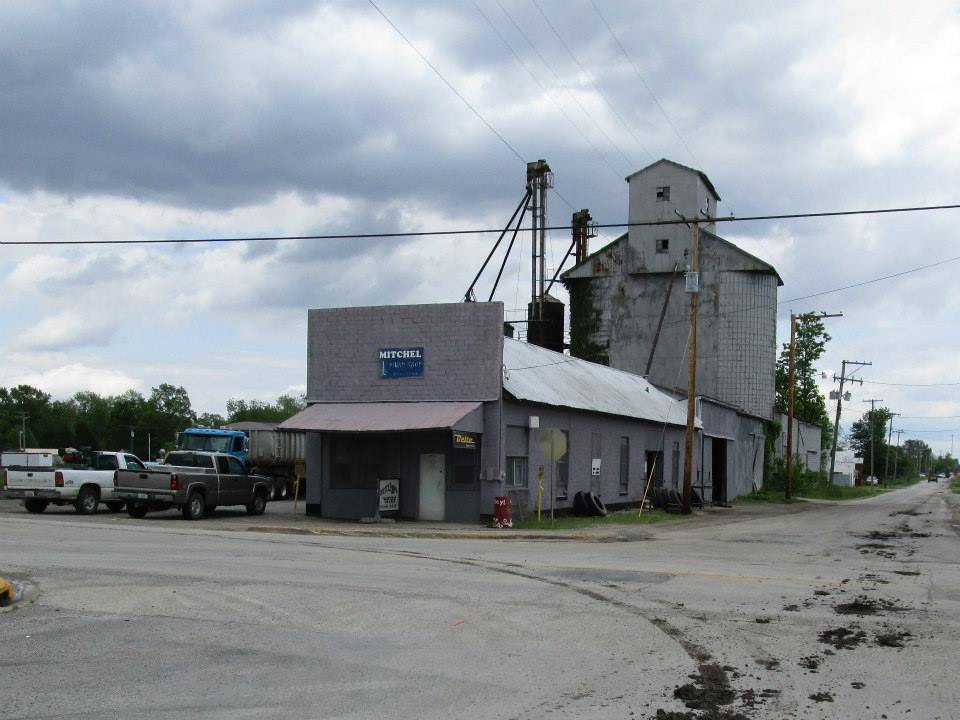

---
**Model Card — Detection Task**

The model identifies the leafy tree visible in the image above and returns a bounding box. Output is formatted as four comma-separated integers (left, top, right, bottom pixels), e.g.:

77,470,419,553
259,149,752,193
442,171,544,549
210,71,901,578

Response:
226,393,305,424
196,412,227,428
776,315,831,448
902,439,933,474
850,407,893,480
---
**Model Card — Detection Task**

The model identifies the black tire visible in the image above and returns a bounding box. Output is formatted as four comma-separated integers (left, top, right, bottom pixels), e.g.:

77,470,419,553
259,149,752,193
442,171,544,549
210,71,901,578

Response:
246,490,267,516
24,498,49,514
182,491,205,521
584,491,607,517
127,504,149,519
105,501,125,512
573,490,588,516
75,486,99,515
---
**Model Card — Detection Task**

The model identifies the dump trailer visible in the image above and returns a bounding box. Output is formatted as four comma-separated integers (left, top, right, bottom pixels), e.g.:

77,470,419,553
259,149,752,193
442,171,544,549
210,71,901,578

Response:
178,423,305,499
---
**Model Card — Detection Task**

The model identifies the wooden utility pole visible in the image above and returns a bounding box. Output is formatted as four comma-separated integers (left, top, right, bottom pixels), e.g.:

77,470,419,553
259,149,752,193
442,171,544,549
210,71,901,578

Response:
863,398,884,483
827,360,870,483
785,311,841,499
681,222,699,514
785,314,797,499
883,412,900,485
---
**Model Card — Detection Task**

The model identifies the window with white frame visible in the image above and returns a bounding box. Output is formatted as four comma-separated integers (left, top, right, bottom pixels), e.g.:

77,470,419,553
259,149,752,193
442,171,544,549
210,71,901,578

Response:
505,424,529,488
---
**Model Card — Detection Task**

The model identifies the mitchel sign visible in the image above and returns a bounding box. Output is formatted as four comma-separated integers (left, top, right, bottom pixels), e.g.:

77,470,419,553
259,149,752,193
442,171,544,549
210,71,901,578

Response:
379,347,424,378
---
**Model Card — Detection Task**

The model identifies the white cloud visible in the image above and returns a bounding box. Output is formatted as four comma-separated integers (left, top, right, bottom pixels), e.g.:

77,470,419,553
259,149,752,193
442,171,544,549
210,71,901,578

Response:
17,311,114,350
11,363,141,398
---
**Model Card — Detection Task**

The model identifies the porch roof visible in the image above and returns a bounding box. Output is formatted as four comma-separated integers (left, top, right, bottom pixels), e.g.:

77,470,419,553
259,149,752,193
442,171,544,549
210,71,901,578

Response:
278,401,483,433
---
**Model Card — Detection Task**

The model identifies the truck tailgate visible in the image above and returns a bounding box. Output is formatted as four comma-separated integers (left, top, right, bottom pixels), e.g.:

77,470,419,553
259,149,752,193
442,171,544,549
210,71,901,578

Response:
6,469,56,489
114,468,175,492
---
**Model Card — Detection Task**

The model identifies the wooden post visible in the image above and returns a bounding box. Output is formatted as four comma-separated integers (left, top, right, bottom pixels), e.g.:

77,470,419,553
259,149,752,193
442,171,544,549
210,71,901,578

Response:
786,313,796,499
682,223,699,514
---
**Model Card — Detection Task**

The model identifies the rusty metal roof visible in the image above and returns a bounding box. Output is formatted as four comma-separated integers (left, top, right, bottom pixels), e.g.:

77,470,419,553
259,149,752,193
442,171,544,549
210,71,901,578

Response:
503,338,695,428
277,401,482,433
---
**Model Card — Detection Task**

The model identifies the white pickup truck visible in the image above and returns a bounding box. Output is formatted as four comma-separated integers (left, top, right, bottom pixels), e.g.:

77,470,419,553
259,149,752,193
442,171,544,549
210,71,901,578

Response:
2,451,147,514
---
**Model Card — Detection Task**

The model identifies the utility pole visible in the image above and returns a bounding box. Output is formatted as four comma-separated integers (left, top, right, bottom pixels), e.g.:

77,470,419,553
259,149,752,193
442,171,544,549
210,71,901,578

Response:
893,429,903,480
828,360,870,483
883,412,900,485
682,221,700,514
863,399,883,483
15,412,29,450
785,311,842,499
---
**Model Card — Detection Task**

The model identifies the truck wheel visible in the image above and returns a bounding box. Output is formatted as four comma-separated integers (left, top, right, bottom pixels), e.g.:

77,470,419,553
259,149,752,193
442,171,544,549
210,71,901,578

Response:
24,499,49,514
182,492,205,520
127,504,149,519
246,490,267,516
75,487,99,515
105,501,125,512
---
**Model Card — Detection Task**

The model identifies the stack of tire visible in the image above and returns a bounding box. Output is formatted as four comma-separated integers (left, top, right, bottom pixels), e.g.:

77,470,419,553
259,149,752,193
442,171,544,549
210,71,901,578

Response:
573,490,607,517
649,487,703,512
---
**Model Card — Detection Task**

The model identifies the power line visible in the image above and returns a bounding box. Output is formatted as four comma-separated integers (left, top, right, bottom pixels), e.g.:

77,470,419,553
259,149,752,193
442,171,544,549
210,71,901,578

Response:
366,0,525,164
859,378,960,388
5,202,960,247
588,0,700,170
531,0,653,162
780,253,960,304
493,0,635,170
470,0,621,177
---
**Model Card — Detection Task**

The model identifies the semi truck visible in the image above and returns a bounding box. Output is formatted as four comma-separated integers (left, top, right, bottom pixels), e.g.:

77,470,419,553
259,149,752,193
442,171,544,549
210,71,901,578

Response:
177,422,305,499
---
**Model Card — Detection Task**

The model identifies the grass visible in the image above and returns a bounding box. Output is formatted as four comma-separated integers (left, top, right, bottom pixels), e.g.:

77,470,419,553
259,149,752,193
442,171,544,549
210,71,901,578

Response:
952,478,960,495
512,507,683,530
739,474,922,503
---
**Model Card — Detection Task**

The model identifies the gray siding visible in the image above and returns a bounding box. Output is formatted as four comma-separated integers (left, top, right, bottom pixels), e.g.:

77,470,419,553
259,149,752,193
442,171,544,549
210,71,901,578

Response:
307,302,504,403
501,400,688,516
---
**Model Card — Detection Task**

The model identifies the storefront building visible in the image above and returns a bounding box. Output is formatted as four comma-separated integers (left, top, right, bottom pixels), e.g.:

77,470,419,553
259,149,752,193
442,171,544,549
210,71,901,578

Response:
280,301,696,522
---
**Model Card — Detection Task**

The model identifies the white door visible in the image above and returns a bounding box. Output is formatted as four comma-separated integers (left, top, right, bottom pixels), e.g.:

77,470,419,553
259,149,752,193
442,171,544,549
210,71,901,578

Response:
419,453,445,521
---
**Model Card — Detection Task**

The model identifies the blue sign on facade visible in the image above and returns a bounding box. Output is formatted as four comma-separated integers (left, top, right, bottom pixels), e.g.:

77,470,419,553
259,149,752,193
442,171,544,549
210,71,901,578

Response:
379,347,424,378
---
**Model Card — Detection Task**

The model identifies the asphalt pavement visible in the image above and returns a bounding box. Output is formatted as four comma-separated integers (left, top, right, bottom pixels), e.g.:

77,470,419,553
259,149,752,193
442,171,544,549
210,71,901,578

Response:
1,480,957,719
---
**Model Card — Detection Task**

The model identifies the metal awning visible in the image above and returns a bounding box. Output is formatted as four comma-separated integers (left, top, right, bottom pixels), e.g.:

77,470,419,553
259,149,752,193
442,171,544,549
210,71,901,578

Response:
278,401,483,433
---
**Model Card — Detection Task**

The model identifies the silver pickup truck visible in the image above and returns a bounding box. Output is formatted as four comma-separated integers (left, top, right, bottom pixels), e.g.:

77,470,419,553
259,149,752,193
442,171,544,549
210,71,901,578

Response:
113,450,272,520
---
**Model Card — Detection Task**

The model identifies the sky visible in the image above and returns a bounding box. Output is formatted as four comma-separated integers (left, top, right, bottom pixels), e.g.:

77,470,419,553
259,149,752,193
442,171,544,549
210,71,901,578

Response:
2,0,959,456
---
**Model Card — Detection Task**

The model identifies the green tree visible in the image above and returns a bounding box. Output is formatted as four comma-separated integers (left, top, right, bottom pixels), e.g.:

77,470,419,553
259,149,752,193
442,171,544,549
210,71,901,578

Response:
850,407,895,480
775,315,832,448
226,393,305,424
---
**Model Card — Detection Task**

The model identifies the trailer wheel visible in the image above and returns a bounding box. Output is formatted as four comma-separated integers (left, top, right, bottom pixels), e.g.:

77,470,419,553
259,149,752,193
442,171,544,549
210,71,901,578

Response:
182,491,205,521
75,486,99,515
24,499,49,514
127,504,149,519
246,490,267,516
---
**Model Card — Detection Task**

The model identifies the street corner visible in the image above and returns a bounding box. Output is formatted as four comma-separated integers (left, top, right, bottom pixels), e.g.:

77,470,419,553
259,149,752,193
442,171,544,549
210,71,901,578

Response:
0,575,38,612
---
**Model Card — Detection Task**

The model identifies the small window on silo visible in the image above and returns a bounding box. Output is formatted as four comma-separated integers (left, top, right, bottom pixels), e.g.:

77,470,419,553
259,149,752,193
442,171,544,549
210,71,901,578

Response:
655,238,669,253
656,186,670,201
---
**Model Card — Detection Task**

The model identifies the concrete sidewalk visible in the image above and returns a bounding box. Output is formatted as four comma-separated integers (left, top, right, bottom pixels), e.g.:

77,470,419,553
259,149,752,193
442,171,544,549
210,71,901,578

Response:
190,497,818,542
0,496,817,542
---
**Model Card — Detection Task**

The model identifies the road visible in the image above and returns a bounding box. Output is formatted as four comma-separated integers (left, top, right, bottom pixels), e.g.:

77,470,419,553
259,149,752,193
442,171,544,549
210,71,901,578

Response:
1,481,958,719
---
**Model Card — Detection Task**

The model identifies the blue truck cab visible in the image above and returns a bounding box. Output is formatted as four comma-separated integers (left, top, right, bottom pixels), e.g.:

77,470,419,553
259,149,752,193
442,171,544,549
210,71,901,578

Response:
178,428,249,466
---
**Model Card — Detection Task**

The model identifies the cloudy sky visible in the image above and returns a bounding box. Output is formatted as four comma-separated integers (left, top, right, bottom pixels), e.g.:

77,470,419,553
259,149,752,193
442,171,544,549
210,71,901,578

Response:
2,1,959,455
